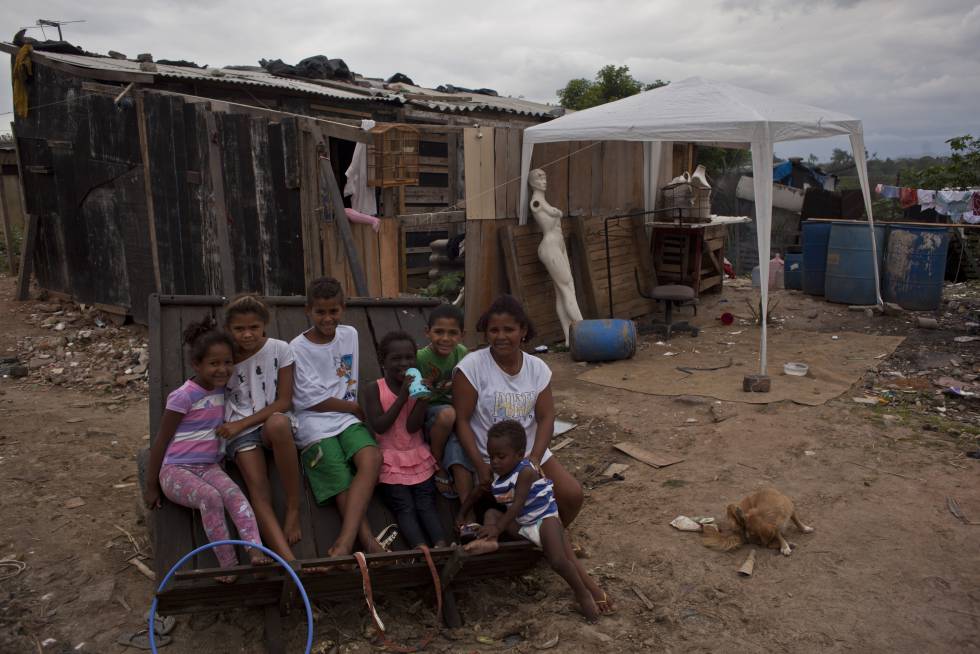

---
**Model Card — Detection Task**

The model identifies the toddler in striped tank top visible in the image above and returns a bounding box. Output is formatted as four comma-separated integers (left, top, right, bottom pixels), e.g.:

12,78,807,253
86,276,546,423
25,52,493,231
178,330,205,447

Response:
457,420,610,622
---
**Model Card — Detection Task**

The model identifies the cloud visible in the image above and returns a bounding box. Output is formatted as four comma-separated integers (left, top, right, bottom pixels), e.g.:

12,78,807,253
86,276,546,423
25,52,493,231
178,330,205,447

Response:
1,0,977,160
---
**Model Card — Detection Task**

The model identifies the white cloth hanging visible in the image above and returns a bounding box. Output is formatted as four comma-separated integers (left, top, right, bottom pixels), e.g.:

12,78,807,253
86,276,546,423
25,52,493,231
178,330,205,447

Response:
344,119,378,216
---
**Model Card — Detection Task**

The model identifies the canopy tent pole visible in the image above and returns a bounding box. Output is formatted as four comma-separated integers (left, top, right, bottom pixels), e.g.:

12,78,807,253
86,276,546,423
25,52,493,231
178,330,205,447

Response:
849,131,883,305
749,134,774,376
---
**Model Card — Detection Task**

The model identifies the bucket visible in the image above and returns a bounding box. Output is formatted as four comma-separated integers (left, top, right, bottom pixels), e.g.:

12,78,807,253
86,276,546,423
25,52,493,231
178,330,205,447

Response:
824,222,887,305
882,226,949,310
802,222,834,296
784,253,803,290
569,319,637,363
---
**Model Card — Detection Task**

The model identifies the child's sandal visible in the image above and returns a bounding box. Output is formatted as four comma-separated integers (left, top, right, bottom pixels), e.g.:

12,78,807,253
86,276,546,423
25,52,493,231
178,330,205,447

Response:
596,592,616,615
375,524,399,551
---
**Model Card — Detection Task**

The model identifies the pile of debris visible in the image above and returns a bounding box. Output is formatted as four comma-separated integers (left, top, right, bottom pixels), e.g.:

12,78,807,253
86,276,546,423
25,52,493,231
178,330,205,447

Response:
1,301,148,395
858,288,980,435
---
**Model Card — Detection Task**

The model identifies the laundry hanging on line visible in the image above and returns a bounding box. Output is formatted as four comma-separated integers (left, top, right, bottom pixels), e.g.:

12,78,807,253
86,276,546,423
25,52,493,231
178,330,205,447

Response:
875,184,980,223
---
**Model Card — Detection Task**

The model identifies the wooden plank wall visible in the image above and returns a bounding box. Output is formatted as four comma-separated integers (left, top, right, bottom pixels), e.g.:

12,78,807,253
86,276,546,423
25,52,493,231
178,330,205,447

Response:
500,215,655,345
12,66,154,321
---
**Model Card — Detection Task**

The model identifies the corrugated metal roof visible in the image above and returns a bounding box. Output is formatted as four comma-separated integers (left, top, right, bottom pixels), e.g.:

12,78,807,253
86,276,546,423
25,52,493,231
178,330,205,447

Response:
12,46,561,118
409,95,564,118
14,48,402,104
391,82,562,118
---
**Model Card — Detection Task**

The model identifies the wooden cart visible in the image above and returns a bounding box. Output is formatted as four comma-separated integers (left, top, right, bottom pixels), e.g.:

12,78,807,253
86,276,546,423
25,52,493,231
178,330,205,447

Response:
139,294,540,652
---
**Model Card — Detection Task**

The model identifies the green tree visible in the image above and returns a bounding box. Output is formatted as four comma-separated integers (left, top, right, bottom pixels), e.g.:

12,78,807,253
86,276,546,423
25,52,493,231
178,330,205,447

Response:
557,65,667,110
902,135,980,189
829,148,854,171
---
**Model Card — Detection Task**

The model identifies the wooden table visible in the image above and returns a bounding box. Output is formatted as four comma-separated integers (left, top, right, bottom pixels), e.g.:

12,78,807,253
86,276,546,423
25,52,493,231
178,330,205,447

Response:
650,216,750,295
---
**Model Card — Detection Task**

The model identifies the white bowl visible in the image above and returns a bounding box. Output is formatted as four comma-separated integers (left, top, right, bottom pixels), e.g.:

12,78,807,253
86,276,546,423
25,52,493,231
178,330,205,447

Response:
784,362,809,376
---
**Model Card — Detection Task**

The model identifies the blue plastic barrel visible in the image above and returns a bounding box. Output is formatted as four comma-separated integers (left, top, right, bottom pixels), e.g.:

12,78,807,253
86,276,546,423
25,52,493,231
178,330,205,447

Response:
824,222,887,305
784,253,803,290
802,222,834,295
882,226,949,310
569,319,637,362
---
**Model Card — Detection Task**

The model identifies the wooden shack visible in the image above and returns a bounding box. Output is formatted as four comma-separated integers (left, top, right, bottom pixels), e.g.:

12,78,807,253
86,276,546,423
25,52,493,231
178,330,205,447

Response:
460,128,694,345
2,43,558,320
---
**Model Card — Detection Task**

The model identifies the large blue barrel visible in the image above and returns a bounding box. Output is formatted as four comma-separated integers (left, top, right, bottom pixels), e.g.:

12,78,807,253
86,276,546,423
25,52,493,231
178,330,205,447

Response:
824,222,887,305
802,222,833,295
882,226,949,310
569,319,636,362
784,253,803,290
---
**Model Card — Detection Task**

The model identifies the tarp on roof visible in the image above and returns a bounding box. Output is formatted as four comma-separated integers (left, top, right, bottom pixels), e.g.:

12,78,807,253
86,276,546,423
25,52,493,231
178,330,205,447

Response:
518,76,879,375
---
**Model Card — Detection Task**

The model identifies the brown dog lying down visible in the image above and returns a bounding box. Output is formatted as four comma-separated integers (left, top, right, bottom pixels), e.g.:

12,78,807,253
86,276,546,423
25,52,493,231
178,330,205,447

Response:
703,488,814,556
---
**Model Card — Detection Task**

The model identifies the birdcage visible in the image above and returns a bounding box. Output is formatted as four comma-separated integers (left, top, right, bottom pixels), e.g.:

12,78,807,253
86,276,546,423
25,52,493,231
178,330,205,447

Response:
367,124,420,187
658,181,712,223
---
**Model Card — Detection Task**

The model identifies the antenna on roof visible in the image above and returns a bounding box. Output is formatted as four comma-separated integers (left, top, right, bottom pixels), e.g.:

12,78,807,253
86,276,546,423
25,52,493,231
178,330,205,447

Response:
36,19,86,41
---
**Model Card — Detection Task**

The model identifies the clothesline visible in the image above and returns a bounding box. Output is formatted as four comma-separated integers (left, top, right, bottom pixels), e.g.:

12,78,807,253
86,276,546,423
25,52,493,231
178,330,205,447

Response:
875,184,980,224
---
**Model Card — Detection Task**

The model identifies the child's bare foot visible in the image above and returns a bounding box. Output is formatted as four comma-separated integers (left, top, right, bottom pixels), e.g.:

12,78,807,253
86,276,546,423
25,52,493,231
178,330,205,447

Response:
327,543,352,558
463,538,499,555
284,509,302,545
249,552,274,566
577,590,600,623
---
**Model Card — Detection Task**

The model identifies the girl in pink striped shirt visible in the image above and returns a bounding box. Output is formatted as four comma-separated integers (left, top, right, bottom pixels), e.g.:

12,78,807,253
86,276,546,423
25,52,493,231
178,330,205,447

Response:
363,331,447,548
143,319,268,579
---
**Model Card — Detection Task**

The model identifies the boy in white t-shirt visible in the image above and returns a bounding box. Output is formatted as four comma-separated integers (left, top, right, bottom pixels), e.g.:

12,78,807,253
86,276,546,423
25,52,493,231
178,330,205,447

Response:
290,277,386,557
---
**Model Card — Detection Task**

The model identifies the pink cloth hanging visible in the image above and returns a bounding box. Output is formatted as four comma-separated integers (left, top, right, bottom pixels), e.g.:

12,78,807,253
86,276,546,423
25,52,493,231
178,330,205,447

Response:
345,208,381,233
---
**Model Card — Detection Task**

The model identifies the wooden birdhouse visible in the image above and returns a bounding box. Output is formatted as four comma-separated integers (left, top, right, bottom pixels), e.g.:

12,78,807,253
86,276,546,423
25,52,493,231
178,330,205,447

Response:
367,124,420,187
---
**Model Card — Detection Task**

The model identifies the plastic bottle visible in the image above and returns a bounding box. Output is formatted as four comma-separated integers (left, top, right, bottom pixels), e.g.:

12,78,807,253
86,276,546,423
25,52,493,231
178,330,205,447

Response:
769,254,785,290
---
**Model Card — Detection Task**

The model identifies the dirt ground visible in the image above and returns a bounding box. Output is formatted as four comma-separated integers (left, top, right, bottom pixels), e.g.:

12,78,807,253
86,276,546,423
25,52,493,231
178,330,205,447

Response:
1,274,979,653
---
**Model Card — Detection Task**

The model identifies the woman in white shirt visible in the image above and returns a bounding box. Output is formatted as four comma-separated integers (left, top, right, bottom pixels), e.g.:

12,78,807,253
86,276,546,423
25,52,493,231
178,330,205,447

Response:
454,295,584,525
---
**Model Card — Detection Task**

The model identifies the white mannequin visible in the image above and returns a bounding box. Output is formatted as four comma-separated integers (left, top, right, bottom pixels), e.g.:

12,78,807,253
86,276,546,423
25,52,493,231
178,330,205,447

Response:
528,168,584,345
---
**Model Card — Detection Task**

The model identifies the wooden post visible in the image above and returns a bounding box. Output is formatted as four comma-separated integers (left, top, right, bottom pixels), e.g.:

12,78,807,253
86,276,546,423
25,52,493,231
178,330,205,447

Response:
379,187,400,297
462,127,503,344
7,122,32,276
316,142,369,296
0,171,16,274
298,128,324,286
135,92,163,293
569,215,599,318
15,212,37,300
203,109,236,297
440,549,465,628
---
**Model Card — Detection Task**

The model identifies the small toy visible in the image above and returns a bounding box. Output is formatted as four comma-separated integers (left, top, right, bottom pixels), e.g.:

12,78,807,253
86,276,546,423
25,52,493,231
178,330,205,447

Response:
405,367,431,399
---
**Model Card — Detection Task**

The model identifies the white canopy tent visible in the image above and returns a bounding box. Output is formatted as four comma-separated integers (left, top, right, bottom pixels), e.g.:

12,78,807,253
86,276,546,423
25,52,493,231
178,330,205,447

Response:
519,76,881,376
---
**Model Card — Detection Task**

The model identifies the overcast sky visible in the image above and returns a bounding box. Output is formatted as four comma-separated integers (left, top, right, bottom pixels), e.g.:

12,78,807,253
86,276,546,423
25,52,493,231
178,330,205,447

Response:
2,0,978,160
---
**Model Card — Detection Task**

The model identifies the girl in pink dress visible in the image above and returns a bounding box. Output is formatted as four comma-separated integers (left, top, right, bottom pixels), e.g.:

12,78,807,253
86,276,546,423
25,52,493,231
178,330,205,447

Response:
363,331,447,548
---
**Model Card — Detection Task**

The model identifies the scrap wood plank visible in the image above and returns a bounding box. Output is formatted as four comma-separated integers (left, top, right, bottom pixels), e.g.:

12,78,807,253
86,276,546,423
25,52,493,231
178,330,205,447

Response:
462,127,495,219
613,442,684,469
499,225,527,305
14,213,37,301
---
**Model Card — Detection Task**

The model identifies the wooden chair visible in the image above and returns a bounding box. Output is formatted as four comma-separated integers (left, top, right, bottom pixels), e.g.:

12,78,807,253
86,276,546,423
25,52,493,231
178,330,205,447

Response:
138,294,540,653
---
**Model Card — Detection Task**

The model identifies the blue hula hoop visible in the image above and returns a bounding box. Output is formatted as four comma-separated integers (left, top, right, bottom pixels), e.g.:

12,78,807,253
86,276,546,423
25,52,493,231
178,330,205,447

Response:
148,540,313,654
